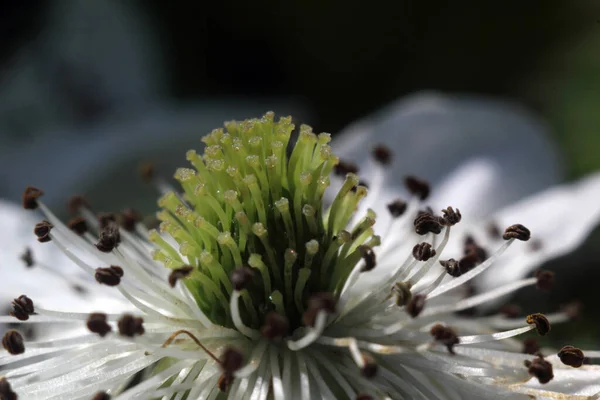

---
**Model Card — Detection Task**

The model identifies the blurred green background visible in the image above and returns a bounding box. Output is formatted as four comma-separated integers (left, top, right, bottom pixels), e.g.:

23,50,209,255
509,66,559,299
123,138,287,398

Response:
3,0,600,347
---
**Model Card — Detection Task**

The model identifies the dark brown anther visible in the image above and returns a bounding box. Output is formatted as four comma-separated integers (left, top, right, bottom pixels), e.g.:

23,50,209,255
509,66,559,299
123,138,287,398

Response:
430,324,459,354
0,377,17,400
2,330,25,355
393,282,412,307
525,356,554,384
121,208,142,232
87,313,112,337
98,213,117,229
387,199,407,218
91,392,111,400
20,247,34,268
231,267,254,291
406,294,426,318
414,213,442,235
356,395,374,400
440,259,460,277
303,292,337,327
34,220,53,243
526,313,551,336
534,270,554,291
218,346,244,392
260,311,289,340
139,162,155,183
487,222,502,239
67,195,90,215
412,242,436,262
358,246,376,272
118,314,144,337
360,353,378,378
404,176,430,200
558,345,585,368
333,160,359,176
503,224,531,241
10,295,35,321
23,186,44,210
463,236,488,262
457,251,480,273
168,266,194,288
522,337,540,355
218,373,233,392
95,222,121,253
500,304,521,318
95,266,124,286
372,145,392,165
440,207,461,226
68,217,89,235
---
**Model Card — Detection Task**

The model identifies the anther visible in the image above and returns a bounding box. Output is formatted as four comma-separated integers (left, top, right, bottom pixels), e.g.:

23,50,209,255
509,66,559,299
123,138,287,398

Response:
522,337,540,355
393,281,412,307
219,347,244,392
10,295,35,321
430,324,459,354
95,266,124,286
2,330,25,355
118,314,144,337
20,247,34,268
534,270,554,291
303,292,336,327
440,207,461,226
231,267,254,291
404,176,430,200
67,195,90,215
503,224,531,241
91,392,111,400
87,313,112,337
524,356,553,384
121,208,142,232
414,213,442,235
487,222,502,239
372,145,392,165
23,186,44,210
358,245,376,272
440,258,474,278
463,235,487,262
360,353,378,378
168,266,194,288
34,220,53,243
356,395,374,400
68,217,88,235
333,160,359,176
0,377,17,400
95,222,121,252
387,199,407,218
412,242,436,262
557,345,585,368
526,313,551,336
97,213,117,229
260,311,289,340
406,294,426,318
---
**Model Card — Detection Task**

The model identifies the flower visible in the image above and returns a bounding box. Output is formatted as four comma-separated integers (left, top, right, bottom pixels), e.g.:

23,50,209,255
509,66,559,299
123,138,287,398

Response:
2,111,600,400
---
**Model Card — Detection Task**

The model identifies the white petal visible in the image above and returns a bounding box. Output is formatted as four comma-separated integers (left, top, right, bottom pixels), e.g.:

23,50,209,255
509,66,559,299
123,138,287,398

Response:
520,366,600,397
332,92,562,216
478,172,600,291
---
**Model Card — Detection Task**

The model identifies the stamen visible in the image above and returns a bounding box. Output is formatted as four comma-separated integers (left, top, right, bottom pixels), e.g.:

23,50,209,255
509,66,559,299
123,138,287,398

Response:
219,347,244,392
525,355,553,384
333,160,359,176
86,313,112,337
161,329,220,363
0,377,17,400
440,206,461,226
523,338,540,355
406,294,426,318
358,245,376,272
430,324,459,354
34,220,53,243
557,345,585,368
121,208,142,232
118,314,145,337
387,199,407,218
91,392,110,400
2,330,25,355
231,267,254,291
412,242,436,262
95,222,121,252
302,292,336,327
360,353,378,378
260,311,289,340
67,217,88,235
67,194,91,215
534,270,554,291
168,266,194,288
10,295,35,321
20,247,34,267
372,145,392,165
503,224,531,241
414,213,442,235
526,313,551,336
22,186,44,209
94,266,124,286
404,176,430,200
97,213,117,229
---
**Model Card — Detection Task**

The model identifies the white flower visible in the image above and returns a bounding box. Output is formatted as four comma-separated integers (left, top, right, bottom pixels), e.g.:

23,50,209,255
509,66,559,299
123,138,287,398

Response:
1,102,600,400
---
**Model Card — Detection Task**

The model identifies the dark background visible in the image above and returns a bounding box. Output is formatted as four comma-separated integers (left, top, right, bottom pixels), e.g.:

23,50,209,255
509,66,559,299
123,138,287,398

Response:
3,1,600,347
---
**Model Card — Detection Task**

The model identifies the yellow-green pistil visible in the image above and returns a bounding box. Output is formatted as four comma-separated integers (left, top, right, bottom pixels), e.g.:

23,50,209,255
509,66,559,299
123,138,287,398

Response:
151,113,379,330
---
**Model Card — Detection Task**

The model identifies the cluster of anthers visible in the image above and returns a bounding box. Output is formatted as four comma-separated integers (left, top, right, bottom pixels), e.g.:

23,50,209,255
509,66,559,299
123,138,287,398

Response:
1,112,599,399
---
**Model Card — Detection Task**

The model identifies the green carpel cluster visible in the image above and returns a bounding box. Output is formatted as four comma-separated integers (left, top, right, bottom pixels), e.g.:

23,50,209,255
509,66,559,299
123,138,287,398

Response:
150,112,380,331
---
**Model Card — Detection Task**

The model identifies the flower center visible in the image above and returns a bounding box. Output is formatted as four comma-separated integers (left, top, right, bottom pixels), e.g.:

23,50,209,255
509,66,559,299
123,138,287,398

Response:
150,112,379,332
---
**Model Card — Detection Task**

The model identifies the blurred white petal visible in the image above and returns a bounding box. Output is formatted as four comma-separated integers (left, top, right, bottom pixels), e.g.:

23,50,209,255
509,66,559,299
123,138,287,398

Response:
332,92,562,217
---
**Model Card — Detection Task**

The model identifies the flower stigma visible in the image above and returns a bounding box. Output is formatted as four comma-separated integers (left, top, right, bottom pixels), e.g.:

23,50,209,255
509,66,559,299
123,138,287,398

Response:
2,113,600,399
